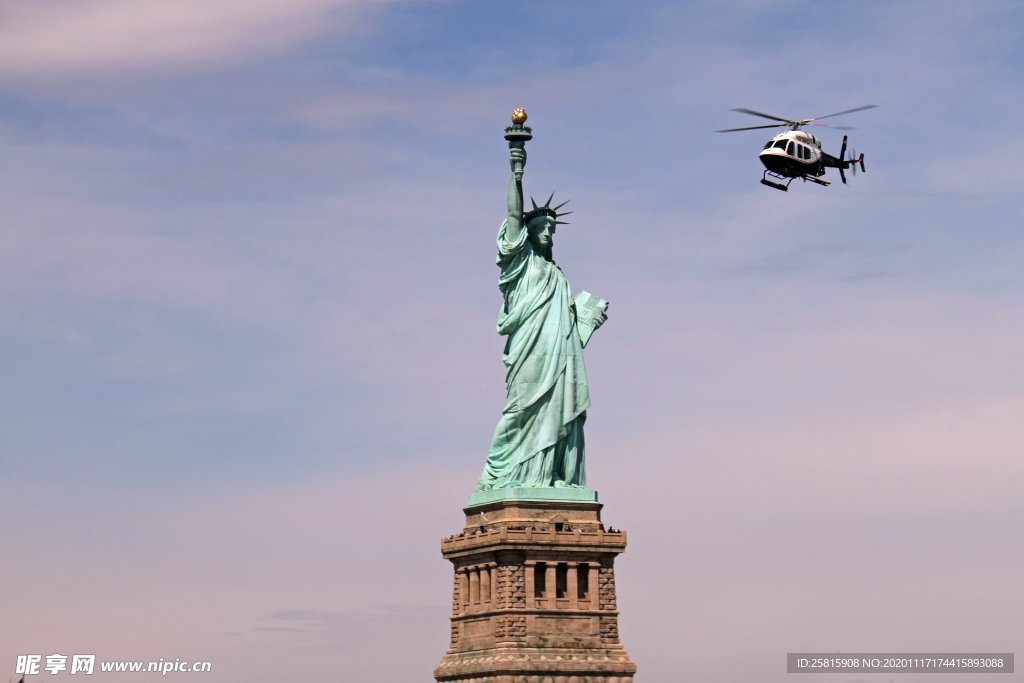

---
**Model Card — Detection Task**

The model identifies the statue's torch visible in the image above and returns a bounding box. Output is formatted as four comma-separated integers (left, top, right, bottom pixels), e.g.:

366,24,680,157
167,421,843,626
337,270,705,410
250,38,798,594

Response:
504,108,532,180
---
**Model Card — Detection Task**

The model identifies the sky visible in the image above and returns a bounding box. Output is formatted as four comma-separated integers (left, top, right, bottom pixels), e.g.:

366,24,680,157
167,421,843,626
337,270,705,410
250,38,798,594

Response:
2,1,1022,681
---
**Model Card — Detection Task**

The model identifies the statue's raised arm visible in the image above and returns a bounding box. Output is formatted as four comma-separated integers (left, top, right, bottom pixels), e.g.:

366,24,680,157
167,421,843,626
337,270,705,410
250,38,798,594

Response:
505,146,525,243
503,108,530,244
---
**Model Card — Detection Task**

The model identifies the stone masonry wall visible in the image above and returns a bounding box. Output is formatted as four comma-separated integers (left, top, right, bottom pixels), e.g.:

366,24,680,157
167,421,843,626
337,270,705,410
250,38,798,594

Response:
600,615,619,642
450,572,461,646
508,563,526,607
598,566,617,610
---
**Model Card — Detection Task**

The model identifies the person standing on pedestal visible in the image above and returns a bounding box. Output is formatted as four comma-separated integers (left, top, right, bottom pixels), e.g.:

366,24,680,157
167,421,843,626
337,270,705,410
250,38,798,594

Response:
476,110,608,493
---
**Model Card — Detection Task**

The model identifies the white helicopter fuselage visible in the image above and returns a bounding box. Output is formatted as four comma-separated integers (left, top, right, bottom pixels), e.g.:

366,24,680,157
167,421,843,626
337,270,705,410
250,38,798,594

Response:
758,130,825,177
716,104,875,190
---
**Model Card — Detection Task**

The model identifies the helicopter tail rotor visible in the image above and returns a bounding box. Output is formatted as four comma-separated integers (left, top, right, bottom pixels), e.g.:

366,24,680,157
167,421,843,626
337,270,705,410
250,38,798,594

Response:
849,148,863,176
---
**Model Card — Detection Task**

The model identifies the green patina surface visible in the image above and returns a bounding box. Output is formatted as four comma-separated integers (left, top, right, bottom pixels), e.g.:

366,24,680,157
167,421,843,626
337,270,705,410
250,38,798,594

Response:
467,486,598,507
471,112,608,506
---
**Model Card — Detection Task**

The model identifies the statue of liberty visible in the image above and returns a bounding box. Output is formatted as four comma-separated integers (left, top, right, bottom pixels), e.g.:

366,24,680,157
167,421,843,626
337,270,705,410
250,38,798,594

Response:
474,110,608,497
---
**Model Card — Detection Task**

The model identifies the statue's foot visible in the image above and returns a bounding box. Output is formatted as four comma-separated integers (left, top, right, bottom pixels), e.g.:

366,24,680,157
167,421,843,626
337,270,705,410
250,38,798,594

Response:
553,480,570,488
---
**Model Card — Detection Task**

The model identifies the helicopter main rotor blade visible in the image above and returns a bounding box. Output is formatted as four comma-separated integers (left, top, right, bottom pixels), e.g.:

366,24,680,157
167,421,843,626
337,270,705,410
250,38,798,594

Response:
807,123,855,130
715,123,786,133
809,104,878,122
731,107,794,123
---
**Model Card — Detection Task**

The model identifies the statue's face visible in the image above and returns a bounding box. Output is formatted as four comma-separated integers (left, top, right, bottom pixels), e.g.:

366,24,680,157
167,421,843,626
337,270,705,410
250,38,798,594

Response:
527,217,555,250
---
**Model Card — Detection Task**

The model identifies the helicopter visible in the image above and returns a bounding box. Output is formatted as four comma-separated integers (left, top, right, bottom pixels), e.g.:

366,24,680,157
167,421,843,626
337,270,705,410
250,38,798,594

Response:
716,105,878,191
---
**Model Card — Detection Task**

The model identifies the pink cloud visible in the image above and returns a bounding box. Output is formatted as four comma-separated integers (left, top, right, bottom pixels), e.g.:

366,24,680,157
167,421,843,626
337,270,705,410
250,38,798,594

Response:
0,0,384,79
0,460,464,682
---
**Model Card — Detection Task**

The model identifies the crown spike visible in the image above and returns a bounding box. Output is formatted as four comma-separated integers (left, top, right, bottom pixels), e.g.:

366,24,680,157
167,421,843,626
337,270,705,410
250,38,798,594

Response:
555,220,570,225
523,191,572,224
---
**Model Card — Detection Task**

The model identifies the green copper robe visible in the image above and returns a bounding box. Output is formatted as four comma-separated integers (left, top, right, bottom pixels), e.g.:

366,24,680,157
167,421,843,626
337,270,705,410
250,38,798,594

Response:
475,219,590,490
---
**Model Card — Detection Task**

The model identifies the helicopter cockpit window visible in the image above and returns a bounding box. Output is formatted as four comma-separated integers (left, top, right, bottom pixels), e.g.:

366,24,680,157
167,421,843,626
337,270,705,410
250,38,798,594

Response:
786,141,795,156
763,141,773,150
774,140,787,150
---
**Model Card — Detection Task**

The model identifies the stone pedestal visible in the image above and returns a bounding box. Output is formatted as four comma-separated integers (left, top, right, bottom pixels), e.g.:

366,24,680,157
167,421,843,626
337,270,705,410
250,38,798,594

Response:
434,498,637,682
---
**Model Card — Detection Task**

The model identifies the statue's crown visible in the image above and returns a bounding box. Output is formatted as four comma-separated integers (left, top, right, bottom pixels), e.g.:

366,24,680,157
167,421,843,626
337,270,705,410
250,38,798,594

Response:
524,192,572,225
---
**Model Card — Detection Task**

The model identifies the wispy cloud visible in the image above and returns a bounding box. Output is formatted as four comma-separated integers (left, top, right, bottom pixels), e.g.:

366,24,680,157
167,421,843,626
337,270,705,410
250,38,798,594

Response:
0,0,384,79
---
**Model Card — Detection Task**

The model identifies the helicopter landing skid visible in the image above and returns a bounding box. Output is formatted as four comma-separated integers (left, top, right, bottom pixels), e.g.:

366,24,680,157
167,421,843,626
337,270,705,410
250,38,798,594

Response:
760,171,791,191
760,178,789,191
760,170,832,191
